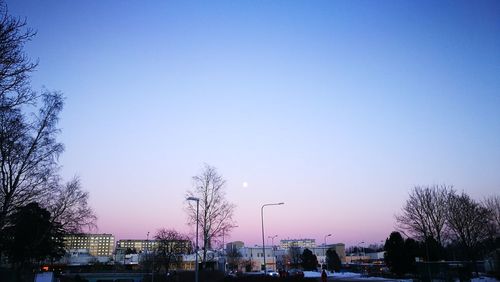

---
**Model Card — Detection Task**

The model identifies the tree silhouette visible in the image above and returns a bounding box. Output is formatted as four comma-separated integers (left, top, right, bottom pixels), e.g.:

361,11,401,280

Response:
301,248,318,271
185,164,236,268
288,246,301,268
4,203,65,268
483,195,500,234
447,192,493,273
0,1,38,109
384,231,410,276
153,228,190,274
48,177,97,233
0,1,96,244
396,185,452,246
325,248,341,272
226,247,242,271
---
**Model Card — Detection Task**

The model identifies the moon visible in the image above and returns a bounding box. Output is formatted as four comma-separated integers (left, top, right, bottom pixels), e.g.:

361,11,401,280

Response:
242,182,248,188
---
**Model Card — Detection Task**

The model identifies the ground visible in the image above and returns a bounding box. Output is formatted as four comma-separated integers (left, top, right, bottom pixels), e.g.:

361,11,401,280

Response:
303,271,500,282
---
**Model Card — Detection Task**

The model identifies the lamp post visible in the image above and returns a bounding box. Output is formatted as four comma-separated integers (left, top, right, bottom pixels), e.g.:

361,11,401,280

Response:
324,234,332,268
187,197,200,282
261,203,284,275
222,228,225,252
268,235,278,247
268,235,278,271
358,241,365,264
147,231,153,282
324,234,332,249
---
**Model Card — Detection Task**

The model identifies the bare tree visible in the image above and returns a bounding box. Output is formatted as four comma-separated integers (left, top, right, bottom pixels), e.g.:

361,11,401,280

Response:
483,195,500,236
0,1,38,109
242,258,255,272
0,1,97,236
0,3,97,264
47,177,97,233
226,247,242,271
153,228,190,274
288,246,302,268
447,192,493,267
0,92,64,232
185,164,236,268
396,185,453,246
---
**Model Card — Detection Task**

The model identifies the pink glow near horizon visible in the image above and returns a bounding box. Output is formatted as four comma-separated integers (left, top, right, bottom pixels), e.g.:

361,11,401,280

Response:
94,182,401,247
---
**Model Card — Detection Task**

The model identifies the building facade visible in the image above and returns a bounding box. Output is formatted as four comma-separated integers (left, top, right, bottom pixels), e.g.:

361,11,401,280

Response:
115,239,192,266
309,244,347,264
227,241,346,272
239,246,278,271
63,234,114,257
280,238,316,249
116,239,158,253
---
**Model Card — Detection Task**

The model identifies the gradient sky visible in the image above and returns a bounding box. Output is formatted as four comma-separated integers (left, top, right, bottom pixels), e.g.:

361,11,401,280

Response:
6,0,499,247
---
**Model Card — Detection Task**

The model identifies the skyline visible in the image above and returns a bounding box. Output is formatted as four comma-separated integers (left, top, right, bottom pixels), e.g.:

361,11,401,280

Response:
5,0,499,246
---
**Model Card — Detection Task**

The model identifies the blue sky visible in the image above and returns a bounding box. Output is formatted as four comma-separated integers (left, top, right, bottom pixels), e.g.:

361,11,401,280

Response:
6,0,499,246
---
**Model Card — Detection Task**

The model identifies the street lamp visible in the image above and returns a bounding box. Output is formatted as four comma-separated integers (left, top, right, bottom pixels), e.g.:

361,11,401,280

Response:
324,234,332,248
323,234,332,268
358,241,365,264
147,231,154,282
268,235,278,247
261,202,284,275
187,197,200,282
268,235,278,271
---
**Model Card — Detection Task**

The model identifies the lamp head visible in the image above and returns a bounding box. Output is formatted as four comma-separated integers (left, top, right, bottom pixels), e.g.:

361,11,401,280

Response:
187,196,199,201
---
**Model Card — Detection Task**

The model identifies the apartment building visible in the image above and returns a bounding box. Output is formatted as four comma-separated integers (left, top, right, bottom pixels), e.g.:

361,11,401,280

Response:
63,234,114,257
280,238,316,249
116,239,159,253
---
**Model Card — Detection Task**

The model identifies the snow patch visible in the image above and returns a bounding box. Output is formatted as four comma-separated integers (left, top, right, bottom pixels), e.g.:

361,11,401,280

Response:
472,277,500,282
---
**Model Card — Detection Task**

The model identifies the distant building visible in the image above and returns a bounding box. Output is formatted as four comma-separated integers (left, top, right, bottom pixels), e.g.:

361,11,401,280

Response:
63,234,114,257
366,251,385,261
226,241,244,251
116,239,158,253
280,238,316,249
116,239,191,253
226,240,346,272
115,238,192,265
309,243,347,264
239,245,278,271
60,249,111,265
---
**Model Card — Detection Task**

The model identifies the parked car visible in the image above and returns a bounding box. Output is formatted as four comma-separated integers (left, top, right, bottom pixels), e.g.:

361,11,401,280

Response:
287,269,304,278
267,271,279,277
225,270,241,278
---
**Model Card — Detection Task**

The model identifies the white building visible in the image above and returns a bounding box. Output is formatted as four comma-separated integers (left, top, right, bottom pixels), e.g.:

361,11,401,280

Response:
60,249,111,265
239,246,278,271
280,238,316,249
227,241,346,272
63,234,114,257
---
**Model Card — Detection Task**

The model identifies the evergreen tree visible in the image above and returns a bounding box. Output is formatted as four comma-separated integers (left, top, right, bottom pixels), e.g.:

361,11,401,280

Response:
325,248,341,272
384,232,408,276
424,236,443,261
4,203,65,267
404,238,420,273
301,248,318,271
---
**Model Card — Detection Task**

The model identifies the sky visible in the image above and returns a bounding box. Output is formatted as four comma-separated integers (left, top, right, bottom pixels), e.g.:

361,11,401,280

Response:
6,0,500,247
